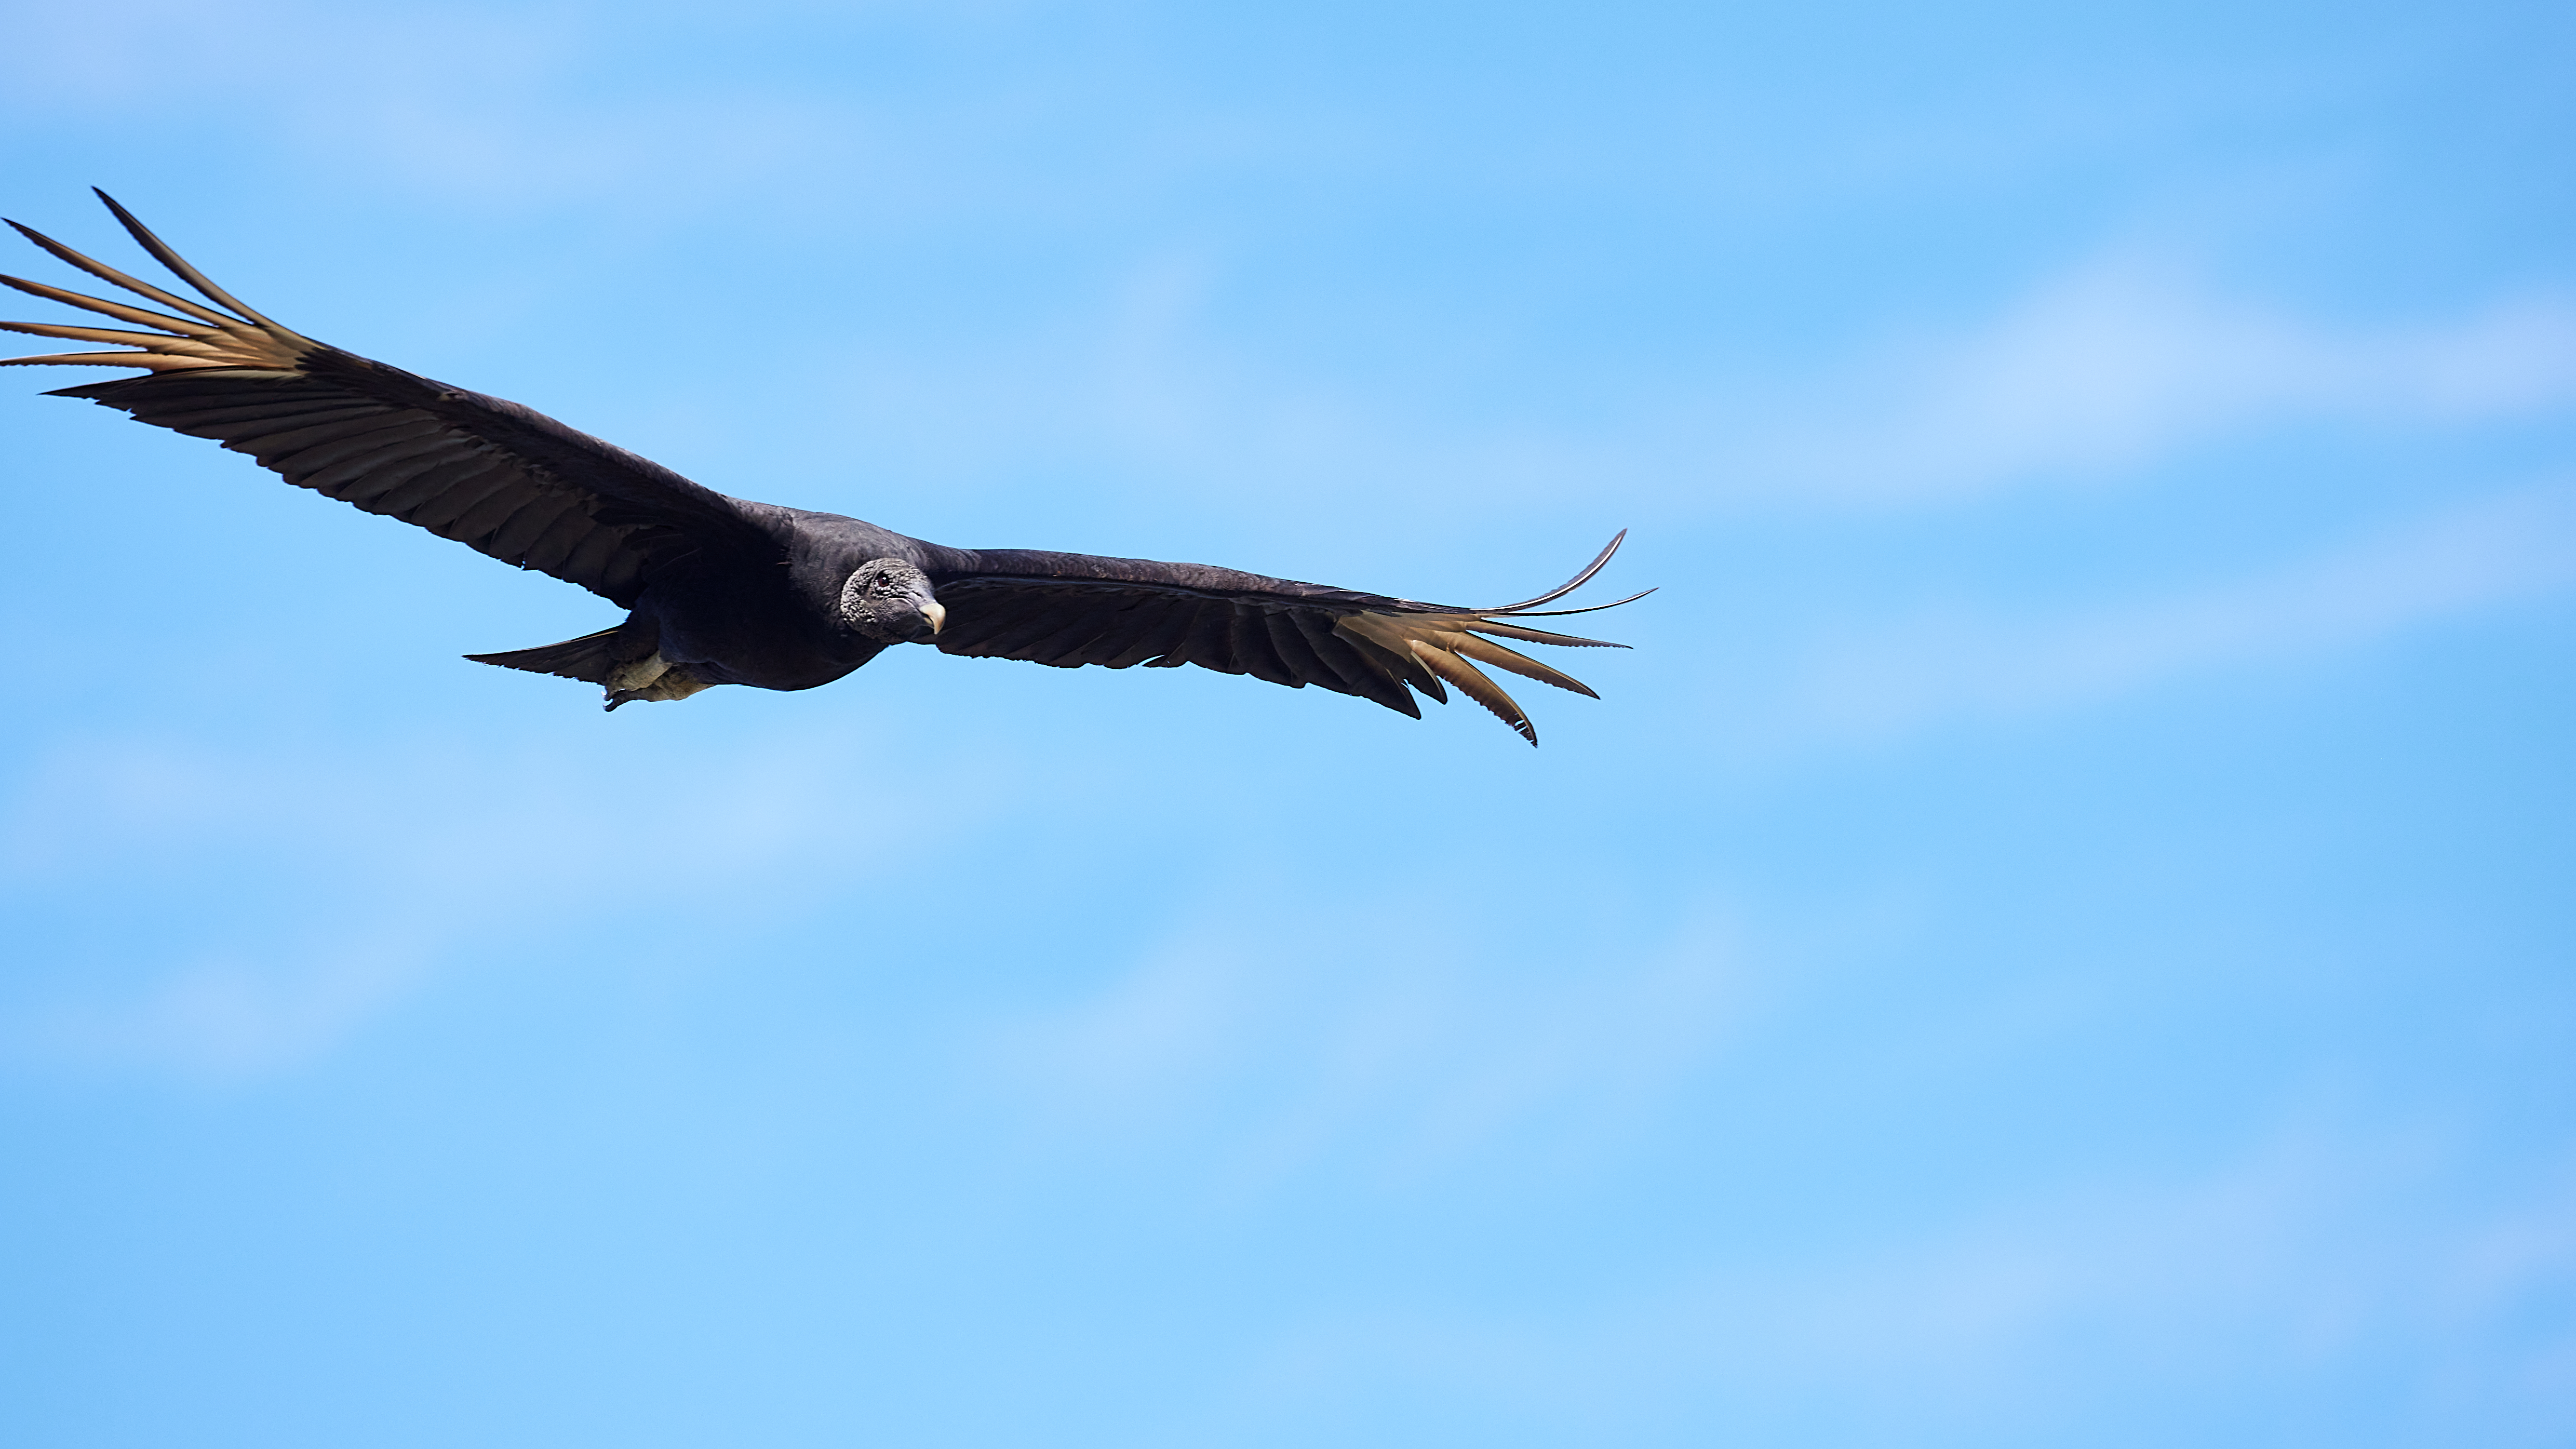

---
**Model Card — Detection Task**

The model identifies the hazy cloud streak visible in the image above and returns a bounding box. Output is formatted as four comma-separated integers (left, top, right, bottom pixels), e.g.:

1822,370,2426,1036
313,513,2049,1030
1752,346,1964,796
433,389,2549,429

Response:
1783,480,2576,742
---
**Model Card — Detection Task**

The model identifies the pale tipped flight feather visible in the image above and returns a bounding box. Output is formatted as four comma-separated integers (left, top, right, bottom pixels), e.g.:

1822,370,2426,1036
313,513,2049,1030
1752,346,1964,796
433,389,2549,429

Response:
0,207,314,372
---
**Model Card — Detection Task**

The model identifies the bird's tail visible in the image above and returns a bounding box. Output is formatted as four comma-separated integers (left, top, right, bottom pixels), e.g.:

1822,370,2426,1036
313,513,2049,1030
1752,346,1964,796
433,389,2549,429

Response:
463,627,630,684
466,618,717,709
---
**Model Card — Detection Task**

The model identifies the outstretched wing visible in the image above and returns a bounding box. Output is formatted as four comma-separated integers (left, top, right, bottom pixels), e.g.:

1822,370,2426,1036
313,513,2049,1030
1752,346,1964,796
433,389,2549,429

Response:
921,534,1648,745
1,191,773,607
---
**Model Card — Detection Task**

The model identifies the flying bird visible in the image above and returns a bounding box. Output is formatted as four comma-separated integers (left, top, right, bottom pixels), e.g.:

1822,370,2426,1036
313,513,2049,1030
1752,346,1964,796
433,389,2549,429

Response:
3,192,1645,743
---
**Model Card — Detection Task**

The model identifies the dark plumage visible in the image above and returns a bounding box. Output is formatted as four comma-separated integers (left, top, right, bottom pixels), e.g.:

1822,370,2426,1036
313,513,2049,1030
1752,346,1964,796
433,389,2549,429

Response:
4,192,1646,743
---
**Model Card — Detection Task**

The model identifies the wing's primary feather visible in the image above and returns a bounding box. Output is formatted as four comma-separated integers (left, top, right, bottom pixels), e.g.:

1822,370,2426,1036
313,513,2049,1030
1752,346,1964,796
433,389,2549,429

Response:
0,192,775,607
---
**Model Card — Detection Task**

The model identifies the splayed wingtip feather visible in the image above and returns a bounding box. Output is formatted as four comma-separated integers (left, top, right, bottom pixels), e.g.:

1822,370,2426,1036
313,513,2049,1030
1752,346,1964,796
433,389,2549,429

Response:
6,216,241,330
0,271,223,336
91,189,286,331
1467,529,1629,614
1407,639,1538,745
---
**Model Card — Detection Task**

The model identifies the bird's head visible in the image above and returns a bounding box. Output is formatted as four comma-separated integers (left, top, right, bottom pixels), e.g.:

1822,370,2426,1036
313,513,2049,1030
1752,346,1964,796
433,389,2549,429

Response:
838,558,947,644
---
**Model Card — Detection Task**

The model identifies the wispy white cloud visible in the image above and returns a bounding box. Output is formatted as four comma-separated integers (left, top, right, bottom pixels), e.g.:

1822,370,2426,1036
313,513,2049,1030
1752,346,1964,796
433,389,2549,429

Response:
1781,479,2576,743
1743,256,2576,504
0,716,1014,1077
8,937,431,1078
1247,1126,2576,1439
1695,259,2574,517
0,2,868,209
983,901,1741,1187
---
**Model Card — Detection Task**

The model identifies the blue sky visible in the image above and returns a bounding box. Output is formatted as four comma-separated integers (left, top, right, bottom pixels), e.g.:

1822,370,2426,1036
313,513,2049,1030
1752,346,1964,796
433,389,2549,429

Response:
3,2,2572,1445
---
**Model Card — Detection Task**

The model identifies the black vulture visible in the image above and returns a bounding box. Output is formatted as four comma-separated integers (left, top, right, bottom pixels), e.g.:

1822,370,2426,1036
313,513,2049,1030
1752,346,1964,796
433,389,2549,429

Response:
3,193,1646,743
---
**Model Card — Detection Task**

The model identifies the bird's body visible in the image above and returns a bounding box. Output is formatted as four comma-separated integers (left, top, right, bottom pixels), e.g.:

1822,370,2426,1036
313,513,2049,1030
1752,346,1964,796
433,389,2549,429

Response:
5,193,1642,742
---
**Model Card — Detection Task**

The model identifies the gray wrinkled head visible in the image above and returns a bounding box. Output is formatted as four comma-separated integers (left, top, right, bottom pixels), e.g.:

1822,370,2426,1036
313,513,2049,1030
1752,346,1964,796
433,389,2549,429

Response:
838,558,947,644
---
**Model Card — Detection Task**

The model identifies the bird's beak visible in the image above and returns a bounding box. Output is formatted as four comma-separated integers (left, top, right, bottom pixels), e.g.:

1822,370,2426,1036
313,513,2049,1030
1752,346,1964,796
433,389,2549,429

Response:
922,600,947,636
